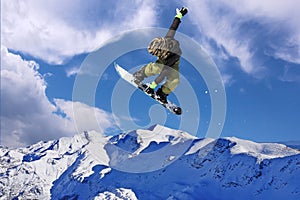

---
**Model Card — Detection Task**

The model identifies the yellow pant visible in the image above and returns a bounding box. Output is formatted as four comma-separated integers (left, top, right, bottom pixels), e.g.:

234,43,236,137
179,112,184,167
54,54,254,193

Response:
143,60,180,94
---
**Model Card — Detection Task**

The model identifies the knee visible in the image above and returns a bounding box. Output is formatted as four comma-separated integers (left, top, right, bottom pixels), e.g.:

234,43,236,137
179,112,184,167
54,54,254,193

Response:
144,62,162,76
169,78,180,89
173,78,180,86
162,78,180,94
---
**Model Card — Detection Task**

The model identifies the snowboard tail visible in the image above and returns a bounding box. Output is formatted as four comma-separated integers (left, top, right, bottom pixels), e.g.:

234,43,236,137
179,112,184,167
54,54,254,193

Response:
114,63,182,115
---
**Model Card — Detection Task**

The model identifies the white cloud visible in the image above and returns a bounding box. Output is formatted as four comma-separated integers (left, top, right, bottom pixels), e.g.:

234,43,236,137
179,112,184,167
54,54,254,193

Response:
270,36,300,64
1,46,65,146
54,99,119,135
220,0,300,25
1,0,157,65
221,74,234,86
1,46,118,147
184,0,300,78
1,1,156,147
66,66,81,77
184,1,257,75
125,0,157,30
218,0,300,65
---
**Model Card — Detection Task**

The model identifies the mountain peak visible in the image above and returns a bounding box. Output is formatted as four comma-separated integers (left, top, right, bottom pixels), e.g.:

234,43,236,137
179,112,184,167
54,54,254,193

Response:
223,137,299,160
1,125,299,199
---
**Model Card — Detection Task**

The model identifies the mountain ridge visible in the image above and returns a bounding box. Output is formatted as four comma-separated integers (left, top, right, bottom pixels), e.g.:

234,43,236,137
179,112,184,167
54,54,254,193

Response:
0,125,299,199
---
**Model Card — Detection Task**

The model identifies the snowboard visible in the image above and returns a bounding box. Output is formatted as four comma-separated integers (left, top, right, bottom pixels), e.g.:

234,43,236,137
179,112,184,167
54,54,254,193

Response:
114,63,182,115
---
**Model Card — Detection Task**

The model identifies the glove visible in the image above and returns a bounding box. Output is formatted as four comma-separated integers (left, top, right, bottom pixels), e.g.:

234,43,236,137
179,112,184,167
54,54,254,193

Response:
175,7,188,19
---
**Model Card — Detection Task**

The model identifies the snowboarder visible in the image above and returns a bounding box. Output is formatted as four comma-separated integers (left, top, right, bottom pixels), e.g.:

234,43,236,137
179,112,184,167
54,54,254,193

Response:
133,7,188,104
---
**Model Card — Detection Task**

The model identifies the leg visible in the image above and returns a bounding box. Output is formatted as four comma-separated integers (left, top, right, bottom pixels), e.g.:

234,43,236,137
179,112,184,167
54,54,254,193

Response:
144,62,164,77
161,60,180,94
156,61,180,103
133,61,164,84
162,77,179,94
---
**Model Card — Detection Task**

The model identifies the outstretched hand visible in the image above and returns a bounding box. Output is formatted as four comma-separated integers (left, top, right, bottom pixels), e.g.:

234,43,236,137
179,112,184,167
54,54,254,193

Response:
176,7,188,19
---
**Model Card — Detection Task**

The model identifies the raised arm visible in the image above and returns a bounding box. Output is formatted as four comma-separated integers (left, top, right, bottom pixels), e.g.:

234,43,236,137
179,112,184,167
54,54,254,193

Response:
165,7,188,38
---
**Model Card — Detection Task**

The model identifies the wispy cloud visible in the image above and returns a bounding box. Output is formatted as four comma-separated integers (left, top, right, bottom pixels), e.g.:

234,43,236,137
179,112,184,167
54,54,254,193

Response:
1,0,158,65
66,66,81,77
221,0,300,66
184,0,300,82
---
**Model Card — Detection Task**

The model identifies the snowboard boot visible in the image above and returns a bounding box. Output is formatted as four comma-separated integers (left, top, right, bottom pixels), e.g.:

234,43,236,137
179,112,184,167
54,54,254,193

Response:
145,86,155,97
156,88,168,104
133,69,146,86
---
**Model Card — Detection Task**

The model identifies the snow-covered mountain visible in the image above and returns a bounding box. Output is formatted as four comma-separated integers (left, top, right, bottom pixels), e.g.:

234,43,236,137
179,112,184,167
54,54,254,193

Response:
0,125,299,200
279,141,300,150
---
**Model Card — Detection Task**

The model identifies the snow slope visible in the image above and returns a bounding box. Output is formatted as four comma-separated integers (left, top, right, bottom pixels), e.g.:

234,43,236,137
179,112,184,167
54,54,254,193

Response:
279,141,300,150
0,125,299,200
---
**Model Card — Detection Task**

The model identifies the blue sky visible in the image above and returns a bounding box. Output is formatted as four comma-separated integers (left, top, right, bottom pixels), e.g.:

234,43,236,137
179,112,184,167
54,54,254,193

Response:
1,0,300,147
